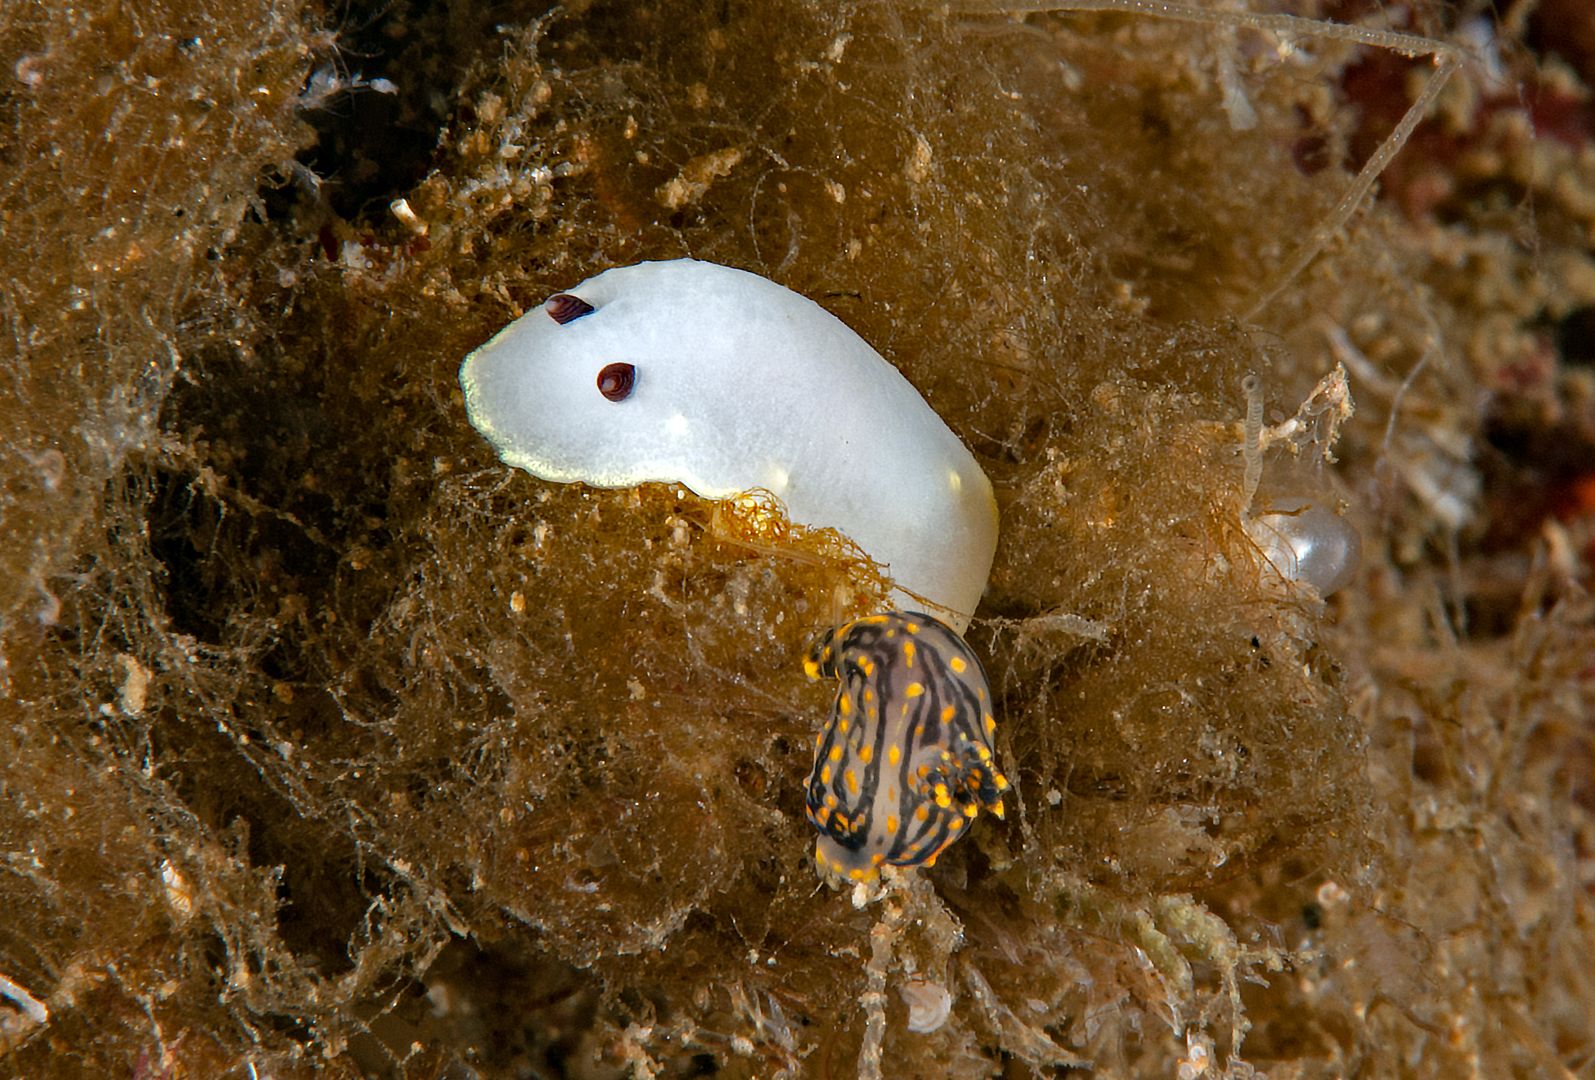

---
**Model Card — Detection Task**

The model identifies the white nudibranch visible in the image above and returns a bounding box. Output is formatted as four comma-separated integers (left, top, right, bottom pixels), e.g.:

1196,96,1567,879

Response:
459,259,998,631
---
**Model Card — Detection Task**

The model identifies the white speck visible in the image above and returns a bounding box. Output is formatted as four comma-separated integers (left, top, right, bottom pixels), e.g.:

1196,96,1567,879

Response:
900,979,953,1033
117,653,150,715
161,859,195,918
0,971,49,1027
426,980,457,1017
33,579,59,627
906,134,933,184
13,54,46,89
390,197,427,236
665,412,690,437
21,448,65,492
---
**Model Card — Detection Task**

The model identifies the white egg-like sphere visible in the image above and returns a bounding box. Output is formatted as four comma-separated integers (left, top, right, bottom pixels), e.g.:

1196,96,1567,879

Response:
1246,495,1362,598
459,259,998,631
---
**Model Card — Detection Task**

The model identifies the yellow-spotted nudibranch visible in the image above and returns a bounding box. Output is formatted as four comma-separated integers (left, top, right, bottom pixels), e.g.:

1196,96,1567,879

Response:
458,259,997,632
804,611,1008,880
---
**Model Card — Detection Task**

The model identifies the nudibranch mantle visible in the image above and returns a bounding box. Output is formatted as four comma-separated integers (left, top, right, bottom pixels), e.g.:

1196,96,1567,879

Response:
804,611,1008,880
459,259,998,632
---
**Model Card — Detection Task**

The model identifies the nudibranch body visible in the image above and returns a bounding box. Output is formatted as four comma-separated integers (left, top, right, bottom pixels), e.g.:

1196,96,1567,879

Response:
804,611,1008,880
458,259,998,632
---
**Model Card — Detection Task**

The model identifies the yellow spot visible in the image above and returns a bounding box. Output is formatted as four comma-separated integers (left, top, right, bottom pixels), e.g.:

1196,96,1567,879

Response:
940,705,956,722
950,656,967,674
964,803,978,819
996,773,1009,791
906,621,920,634
871,853,885,865
845,769,859,795
906,682,924,698
915,804,930,822
821,764,832,785
825,793,838,808
992,800,1006,819
903,641,916,668
887,814,900,834
984,714,997,734
803,659,820,680
863,614,889,625
948,817,962,831
829,745,843,763
814,733,823,750
860,658,875,676
850,868,867,880
839,694,852,716
864,689,876,703
859,744,874,764
814,805,831,825
888,745,901,766
822,645,833,660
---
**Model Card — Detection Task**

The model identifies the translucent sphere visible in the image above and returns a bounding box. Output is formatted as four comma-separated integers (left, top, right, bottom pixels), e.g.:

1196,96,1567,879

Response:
1246,496,1362,597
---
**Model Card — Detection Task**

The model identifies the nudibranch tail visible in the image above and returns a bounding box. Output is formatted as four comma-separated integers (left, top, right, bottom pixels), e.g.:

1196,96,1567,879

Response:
803,611,1007,882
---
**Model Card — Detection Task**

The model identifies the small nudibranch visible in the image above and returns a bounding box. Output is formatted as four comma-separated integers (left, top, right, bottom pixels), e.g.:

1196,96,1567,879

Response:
458,259,998,632
804,611,1008,880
